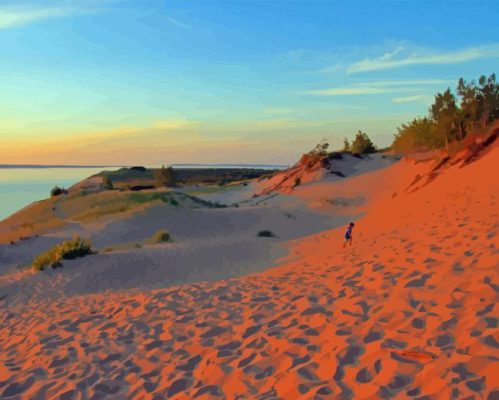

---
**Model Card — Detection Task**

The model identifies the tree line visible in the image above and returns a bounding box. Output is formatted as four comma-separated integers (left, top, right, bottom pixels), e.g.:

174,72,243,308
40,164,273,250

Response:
392,73,499,153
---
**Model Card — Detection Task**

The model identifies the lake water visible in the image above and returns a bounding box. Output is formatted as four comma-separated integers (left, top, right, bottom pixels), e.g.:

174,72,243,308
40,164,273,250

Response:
0,165,287,221
0,168,118,221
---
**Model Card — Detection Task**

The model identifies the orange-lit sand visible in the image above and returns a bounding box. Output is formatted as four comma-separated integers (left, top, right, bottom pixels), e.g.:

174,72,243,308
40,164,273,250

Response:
0,144,498,399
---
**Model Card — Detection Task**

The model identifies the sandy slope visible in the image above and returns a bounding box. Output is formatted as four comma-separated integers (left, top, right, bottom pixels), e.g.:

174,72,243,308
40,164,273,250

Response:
0,146,498,399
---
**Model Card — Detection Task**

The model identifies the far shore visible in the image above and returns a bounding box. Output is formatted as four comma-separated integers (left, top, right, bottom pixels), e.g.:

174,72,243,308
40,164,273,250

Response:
0,163,288,169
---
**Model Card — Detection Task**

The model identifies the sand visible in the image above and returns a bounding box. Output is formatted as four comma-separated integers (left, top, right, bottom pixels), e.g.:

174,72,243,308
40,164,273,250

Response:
0,146,498,399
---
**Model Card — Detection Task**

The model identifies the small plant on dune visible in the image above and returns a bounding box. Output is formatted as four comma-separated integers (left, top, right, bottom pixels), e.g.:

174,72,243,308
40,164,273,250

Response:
31,237,93,271
308,140,330,157
50,186,68,197
32,251,62,271
257,230,276,238
103,175,114,190
151,229,172,243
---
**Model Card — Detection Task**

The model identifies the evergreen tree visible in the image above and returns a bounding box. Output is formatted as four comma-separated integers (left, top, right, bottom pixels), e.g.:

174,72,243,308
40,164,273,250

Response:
350,131,376,154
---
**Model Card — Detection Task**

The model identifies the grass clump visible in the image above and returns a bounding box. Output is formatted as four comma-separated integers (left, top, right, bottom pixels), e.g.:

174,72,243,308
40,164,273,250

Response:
32,237,93,271
151,229,172,243
257,230,276,238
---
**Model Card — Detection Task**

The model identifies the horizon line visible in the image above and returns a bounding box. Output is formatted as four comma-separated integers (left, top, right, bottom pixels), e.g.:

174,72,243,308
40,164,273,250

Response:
0,163,290,169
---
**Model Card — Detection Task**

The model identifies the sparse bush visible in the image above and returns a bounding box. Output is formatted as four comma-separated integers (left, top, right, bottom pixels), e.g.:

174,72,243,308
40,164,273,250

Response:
170,198,179,206
154,165,176,187
342,138,350,151
309,141,330,157
152,229,171,243
50,186,68,197
32,237,93,271
257,230,276,238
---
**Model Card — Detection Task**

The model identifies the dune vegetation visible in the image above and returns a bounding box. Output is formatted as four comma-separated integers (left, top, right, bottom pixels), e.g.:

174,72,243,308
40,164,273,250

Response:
32,237,93,271
150,229,172,243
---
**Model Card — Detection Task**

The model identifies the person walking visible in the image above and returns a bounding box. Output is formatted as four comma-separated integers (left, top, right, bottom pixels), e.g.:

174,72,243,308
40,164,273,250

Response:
343,222,355,248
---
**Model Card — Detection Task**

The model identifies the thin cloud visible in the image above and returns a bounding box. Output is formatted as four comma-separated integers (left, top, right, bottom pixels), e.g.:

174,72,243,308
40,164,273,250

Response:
305,79,445,96
164,16,190,29
0,2,101,29
392,94,433,104
263,107,294,115
361,79,450,87
317,62,343,74
348,44,499,74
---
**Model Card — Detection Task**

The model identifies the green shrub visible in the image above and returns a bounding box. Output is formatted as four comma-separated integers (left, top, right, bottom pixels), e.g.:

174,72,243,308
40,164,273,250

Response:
152,229,171,243
32,237,92,271
257,230,276,238
50,186,68,197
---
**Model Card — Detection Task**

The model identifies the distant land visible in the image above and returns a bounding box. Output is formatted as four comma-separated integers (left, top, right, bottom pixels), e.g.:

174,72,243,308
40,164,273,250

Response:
0,163,288,169
0,164,125,169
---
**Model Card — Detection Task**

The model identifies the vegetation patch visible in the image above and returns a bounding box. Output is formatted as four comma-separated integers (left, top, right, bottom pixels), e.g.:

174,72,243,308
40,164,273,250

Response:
257,230,276,238
50,186,68,197
392,74,499,154
32,237,93,271
151,229,172,243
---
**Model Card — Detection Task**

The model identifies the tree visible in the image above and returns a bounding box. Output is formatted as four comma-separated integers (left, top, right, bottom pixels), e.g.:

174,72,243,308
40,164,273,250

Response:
350,131,376,154
478,73,499,125
430,88,460,148
154,165,176,187
457,77,481,135
342,138,350,152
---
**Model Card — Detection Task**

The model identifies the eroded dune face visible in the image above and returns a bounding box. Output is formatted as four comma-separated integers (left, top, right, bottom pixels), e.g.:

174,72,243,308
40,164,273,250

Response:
0,146,498,399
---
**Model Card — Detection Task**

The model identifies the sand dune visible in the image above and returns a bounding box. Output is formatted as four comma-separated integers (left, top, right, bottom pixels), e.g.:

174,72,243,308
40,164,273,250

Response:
0,145,498,399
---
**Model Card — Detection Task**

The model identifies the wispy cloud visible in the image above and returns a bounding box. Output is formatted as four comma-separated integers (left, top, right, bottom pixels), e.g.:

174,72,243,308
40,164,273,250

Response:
392,94,433,104
347,44,499,74
164,16,190,29
306,79,447,96
317,62,344,74
361,79,450,87
263,107,294,115
0,2,101,29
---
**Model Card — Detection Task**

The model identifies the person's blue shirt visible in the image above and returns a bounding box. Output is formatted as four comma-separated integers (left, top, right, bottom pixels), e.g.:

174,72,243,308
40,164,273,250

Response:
345,226,353,239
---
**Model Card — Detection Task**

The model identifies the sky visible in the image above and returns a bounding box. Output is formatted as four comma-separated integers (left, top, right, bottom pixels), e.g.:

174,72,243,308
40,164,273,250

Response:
1,0,498,165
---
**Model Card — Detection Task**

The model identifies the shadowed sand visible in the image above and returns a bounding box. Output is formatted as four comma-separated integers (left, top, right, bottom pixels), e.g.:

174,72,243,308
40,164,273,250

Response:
0,148,498,399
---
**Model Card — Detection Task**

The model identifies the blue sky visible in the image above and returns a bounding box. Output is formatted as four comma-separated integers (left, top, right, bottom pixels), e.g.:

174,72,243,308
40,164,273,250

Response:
1,0,498,165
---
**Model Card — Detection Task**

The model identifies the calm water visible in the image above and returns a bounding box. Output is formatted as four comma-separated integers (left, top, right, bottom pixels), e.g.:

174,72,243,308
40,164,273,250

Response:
0,168,114,221
0,165,287,221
